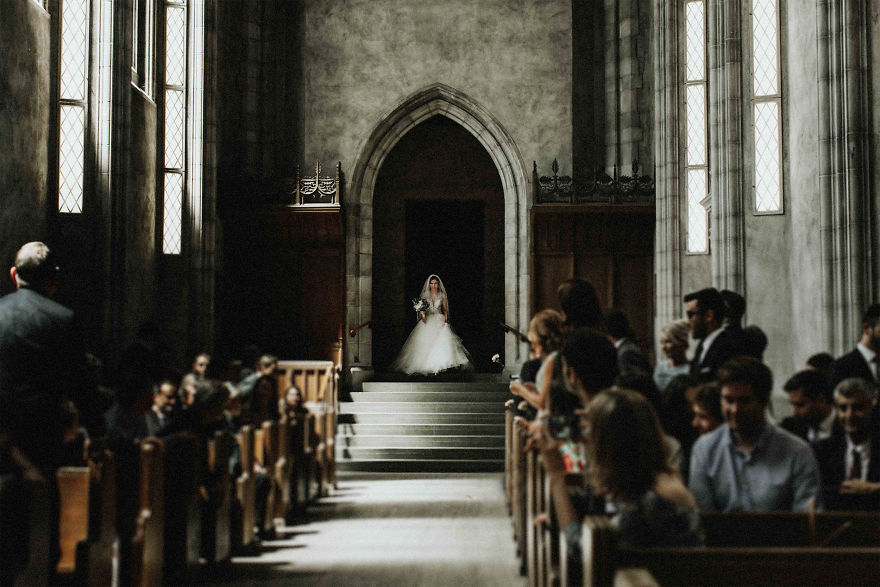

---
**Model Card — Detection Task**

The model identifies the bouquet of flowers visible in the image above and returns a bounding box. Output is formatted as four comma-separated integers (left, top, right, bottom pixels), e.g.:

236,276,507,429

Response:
412,298,429,314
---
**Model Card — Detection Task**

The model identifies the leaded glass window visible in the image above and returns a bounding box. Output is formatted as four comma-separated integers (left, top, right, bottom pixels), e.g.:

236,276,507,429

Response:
162,1,187,254
684,1,709,253
58,0,90,214
751,0,782,213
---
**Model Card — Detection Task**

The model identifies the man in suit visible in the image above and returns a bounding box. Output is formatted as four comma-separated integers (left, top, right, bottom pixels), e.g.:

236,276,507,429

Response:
781,370,837,443
0,242,93,471
828,304,880,391
143,379,180,436
684,288,745,382
603,308,651,375
812,378,880,510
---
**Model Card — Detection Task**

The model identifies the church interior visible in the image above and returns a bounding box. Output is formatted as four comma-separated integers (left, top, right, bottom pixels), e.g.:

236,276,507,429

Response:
2,0,880,585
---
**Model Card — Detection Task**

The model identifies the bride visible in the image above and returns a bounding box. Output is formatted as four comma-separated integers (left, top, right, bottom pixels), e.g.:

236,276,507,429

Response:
390,274,472,375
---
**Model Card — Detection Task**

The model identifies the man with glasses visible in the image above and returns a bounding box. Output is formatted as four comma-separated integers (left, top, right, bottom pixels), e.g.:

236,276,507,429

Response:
684,287,744,382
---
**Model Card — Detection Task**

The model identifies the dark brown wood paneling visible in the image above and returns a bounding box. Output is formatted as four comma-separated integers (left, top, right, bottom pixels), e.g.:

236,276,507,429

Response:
535,252,575,311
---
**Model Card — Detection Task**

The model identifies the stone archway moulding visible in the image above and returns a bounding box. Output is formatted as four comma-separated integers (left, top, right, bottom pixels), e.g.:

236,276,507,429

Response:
346,83,530,372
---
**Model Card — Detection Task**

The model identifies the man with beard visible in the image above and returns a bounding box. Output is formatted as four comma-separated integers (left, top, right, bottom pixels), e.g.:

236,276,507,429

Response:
684,288,745,382
689,357,822,511
142,378,180,436
829,304,880,391
812,378,880,510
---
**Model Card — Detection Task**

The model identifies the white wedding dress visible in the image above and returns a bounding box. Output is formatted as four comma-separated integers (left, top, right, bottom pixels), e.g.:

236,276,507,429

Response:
390,278,472,375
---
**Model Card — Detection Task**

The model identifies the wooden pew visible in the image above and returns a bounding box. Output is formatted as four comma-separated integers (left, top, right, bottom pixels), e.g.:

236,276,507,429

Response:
254,422,278,538
161,433,202,584
276,360,338,493
131,438,164,587
55,449,115,585
581,514,880,587
273,419,292,520
203,430,234,564
286,411,311,516
234,426,257,553
512,425,528,576
505,408,514,513
700,511,880,547
0,443,50,587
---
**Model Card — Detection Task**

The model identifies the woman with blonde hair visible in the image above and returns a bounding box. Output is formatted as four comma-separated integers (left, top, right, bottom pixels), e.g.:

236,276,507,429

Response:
653,320,690,392
509,308,565,410
585,388,704,548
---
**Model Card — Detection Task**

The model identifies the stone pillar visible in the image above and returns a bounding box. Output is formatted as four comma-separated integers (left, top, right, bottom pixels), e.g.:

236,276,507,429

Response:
652,0,682,338
707,0,745,292
817,0,873,353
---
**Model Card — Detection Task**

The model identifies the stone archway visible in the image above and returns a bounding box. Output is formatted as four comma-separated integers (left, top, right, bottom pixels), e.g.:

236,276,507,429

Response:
346,83,530,372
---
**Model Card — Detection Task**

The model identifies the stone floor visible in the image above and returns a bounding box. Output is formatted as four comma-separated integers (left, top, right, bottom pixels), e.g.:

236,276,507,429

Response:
224,473,526,586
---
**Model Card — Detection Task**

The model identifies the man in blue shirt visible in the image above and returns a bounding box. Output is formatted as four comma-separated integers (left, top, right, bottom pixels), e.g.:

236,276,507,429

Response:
689,356,822,511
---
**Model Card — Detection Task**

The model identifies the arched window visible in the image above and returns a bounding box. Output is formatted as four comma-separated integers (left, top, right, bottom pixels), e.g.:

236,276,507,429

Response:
683,0,709,253
749,0,783,213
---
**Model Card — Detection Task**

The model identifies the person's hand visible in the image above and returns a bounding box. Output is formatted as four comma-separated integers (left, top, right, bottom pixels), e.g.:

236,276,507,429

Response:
840,479,880,494
505,399,515,408
525,418,556,452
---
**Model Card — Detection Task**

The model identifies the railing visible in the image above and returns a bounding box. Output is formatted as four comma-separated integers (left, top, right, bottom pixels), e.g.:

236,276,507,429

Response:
348,320,372,338
499,321,529,343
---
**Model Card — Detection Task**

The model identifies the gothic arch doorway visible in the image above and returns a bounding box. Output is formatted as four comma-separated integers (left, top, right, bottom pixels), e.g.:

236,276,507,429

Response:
371,116,504,371
346,84,530,372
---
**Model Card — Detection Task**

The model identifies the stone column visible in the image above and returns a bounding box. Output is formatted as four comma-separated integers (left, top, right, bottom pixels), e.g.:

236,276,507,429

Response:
652,0,682,337
817,0,873,353
707,0,745,292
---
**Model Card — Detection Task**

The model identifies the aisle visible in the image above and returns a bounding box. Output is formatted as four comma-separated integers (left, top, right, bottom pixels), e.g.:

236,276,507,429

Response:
228,473,525,586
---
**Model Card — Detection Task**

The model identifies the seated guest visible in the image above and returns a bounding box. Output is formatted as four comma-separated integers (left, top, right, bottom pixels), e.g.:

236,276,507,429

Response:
812,378,880,510
509,309,565,410
690,383,722,436
280,385,307,422
604,308,651,376
143,378,180,437
684,288,745,382
689,356,822,511
742,325,769,361
654,320,691,392
806,352,834,376
181,352,211,406
660,374,701,470
828,304,880,391
781,370,836,443
585,388,704,548
238,354,278,399
246,375,280,425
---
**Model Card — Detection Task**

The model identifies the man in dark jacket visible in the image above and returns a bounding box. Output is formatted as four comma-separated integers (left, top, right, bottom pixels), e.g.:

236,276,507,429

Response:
828,304,880,392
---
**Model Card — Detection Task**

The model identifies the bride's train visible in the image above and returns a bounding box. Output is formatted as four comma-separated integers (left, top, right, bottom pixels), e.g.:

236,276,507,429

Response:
390,313,472,375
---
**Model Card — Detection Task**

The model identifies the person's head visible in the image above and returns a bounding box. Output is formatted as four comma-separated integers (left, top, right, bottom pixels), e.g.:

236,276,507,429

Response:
742,325,768,361
557,279,603,330
603,308,632,342
10,241,59,295
283,385,304,414
721,290,746,327
859,304,880,351
683,288,725,339
252,375,279,421
153,379,180,415
833,378,878,443
257,354,278,376
660,320,689,361
527,309,565,359
429,276,440,294
717,356,773,438
585,388,673,501
783,370,832,426
560,327,618,406
614,371,662,414
192,353,211,377
691,383,723,435
805,352,834,375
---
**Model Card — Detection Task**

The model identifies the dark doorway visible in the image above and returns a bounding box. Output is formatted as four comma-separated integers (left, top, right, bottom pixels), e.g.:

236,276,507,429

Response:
405,200,484,362
372,115,504,372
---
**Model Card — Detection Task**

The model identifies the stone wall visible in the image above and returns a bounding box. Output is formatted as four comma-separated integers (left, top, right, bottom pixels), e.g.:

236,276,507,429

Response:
0,1,50,295
303,0,572,174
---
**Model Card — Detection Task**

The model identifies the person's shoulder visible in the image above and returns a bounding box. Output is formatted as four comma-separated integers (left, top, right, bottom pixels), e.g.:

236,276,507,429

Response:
692,424,727,455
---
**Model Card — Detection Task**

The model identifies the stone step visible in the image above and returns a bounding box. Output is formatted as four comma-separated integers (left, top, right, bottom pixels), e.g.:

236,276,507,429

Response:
336,446,504,460
338,412,503,424
362,382,509,393
350,390,511,403
337,423,506,436
336,434,505,448
335,459,505,473
339,402,502,414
